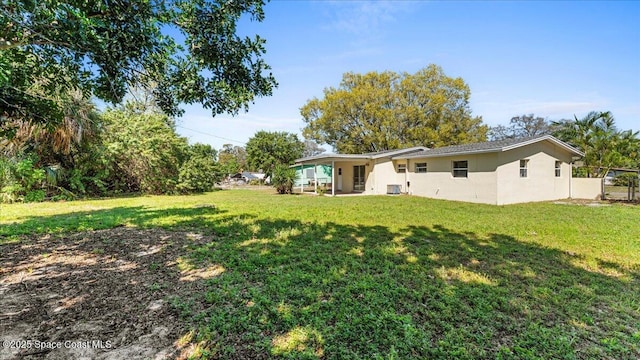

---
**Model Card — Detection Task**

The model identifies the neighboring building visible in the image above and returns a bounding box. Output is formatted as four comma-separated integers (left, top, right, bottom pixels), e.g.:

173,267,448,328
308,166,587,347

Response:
229,171,267,184
293,135,600,205
603,168,640,185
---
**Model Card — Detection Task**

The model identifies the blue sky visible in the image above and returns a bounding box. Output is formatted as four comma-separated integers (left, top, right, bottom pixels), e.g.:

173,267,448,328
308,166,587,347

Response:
175,0,640,151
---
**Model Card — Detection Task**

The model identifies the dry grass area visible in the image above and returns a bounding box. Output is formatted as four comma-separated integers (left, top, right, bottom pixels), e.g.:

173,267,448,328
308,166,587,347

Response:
0,227,218,360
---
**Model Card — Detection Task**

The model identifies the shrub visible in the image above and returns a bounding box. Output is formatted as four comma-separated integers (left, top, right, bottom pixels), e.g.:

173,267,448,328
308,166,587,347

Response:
177,157,219,193
0,157,46,203
271,164,297,194
613,172,639,187
24,189,46,202
101,109,189,194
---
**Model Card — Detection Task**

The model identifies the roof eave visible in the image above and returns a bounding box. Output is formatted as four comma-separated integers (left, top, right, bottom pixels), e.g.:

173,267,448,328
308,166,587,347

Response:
393,148,500,160
369,146,430,159
501,135,584,156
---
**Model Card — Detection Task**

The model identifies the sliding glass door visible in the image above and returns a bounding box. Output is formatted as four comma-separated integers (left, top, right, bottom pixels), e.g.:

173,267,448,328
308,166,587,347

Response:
353,165,365,192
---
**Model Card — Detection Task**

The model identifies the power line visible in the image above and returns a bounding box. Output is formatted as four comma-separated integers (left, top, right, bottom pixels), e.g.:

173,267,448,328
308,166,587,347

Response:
176,125,246,145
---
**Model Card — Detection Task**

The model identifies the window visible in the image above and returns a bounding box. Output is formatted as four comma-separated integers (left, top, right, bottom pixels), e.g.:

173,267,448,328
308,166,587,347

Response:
415,162,427,173
520,159,529,178
555,161,562,177
397,164,407,173
306,168,315,178
452,160,468,178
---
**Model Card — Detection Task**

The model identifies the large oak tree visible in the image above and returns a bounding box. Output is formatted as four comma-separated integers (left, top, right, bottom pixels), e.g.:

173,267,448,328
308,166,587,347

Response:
301,64,487,153
0,0,277,130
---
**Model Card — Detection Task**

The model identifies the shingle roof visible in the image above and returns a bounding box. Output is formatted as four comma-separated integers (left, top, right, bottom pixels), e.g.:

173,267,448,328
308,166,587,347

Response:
393,135,583,159
294,146,428,163
294,136,582,164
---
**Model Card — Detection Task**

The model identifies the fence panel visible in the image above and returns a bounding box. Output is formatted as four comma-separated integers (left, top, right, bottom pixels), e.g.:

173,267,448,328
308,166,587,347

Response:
603,177,639,201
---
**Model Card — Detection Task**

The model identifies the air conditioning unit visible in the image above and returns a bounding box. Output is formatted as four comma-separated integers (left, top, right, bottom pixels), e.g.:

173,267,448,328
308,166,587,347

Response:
387,184,401,195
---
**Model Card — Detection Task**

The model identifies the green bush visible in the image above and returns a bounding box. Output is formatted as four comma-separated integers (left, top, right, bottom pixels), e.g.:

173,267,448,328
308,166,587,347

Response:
0,184,21,203
271,164,297,194
0,157,46,203
101,108,189,194
24,189,45,202
177,157,219,193
176,143,221,194
15,158,45,191
613,172,639,186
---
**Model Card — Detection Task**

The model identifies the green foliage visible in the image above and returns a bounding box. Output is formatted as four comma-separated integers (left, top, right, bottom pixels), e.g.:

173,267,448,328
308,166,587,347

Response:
13,157,45,191
101,108,189,194
1,99,224,200
612,172,639,187
1,191,639,358
301,64,488,153
246,131,304,177
23,189,45,203
271,164,298,194
0,0,276,129
187,143,218,162
177,143,221,193
218,144,248,176
0,158,19,203
553,111,640,178
0,156,45,202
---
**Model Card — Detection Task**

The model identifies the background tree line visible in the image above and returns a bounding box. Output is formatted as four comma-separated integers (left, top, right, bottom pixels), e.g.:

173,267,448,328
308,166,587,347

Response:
0,99,226,202
0,0,282,201
1,0,636,200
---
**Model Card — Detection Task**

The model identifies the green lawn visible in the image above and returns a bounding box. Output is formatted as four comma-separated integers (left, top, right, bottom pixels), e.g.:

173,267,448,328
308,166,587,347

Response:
1,190,639,359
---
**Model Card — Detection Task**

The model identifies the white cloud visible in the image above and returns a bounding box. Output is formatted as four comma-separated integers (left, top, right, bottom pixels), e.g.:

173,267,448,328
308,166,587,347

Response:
321,1,417,36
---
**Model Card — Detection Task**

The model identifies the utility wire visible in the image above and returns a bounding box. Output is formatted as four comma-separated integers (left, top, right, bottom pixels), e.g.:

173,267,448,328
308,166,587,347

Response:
176,125,246,145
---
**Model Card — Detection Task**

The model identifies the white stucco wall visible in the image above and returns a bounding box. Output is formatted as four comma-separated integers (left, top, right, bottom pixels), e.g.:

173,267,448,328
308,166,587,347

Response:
332,161,371,193
571,178,602,200
403,153,499,204
370,158,408,194
496,141,572,205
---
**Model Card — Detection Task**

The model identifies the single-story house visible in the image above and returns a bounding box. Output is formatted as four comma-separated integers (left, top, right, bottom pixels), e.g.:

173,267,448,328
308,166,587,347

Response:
293,135,601,205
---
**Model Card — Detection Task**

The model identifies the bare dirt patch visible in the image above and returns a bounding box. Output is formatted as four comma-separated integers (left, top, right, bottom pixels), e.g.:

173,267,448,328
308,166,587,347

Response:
0,227,218,359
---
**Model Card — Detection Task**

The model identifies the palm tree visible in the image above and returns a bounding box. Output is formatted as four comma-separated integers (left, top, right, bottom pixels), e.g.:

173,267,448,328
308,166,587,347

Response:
1,90,99,158
552,111,638,177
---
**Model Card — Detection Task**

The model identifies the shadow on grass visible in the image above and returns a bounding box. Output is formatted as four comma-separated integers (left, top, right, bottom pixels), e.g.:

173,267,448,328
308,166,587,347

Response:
0,204,228,240
1,205,639,359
